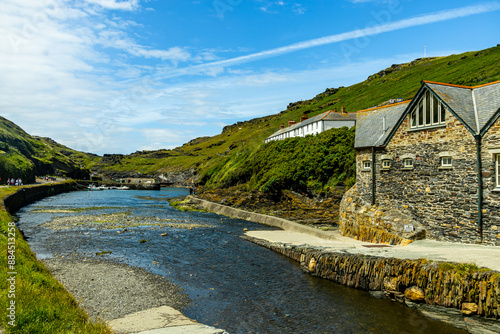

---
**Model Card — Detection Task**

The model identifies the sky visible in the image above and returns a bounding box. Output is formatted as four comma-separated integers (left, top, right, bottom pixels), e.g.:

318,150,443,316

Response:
1,0,500,155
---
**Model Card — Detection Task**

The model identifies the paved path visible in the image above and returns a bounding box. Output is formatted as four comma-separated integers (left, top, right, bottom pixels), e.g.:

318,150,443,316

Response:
245,230,500,271
108,306,225,334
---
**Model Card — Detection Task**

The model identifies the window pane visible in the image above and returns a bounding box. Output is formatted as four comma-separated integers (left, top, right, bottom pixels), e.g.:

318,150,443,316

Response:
425,92,431,125
410,110,416,128
418,101,424,126
441,103,446,124
433,95,439,124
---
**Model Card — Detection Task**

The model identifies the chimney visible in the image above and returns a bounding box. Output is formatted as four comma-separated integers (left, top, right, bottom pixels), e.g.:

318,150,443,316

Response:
280,124,285,129
334,107,337,113
341,106,346,114
288,120,296,127
300,113,308,122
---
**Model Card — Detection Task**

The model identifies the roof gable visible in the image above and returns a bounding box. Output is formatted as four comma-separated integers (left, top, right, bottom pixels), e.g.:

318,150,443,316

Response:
475,81,500,135
425,82,477,133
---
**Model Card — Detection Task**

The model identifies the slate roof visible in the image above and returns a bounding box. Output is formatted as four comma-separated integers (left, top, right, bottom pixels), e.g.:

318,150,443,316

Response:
354,101,410,148
355,80,500,149
425,80,500,135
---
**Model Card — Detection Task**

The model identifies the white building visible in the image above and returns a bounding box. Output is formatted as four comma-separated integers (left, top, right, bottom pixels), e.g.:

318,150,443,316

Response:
265,108,357,143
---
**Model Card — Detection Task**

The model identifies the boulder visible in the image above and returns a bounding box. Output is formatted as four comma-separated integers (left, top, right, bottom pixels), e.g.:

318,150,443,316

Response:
308,258,317,272
404,286,425,302
383,276,398,291
461,302,478,315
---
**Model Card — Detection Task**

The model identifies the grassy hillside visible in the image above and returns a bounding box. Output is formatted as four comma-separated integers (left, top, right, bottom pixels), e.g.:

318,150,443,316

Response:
92,45,500,193
0,117,95,183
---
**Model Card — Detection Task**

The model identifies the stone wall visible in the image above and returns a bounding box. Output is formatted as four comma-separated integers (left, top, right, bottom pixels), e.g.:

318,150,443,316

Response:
339,184,424,245
480,117,500,245
355,108,499,245
243,236,500,322
3,181,77,213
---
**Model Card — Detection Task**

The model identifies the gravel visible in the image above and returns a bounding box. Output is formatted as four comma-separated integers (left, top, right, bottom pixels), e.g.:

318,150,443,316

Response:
42,257,191,322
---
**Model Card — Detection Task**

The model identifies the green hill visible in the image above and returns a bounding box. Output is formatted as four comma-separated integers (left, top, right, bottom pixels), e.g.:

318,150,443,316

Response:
0,116,94,183
92,44,500,194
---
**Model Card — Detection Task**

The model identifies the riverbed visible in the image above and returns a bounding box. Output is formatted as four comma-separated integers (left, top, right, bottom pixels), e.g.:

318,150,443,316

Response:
16,187,466,333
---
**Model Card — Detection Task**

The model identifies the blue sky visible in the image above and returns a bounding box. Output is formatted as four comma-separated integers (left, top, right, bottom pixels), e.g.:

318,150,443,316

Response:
1,0,499,155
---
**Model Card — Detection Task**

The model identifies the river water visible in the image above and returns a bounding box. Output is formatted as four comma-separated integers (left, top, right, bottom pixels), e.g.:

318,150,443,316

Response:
16,188,465,334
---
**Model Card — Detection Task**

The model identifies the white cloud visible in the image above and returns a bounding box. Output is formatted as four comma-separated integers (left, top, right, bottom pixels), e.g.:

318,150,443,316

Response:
84,0,140,11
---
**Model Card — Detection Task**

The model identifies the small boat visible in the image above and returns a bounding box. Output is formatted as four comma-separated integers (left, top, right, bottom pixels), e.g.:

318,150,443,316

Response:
88,184,102,191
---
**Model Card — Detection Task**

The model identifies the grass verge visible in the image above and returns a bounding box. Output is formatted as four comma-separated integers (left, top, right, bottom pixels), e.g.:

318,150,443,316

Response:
0,185,112,333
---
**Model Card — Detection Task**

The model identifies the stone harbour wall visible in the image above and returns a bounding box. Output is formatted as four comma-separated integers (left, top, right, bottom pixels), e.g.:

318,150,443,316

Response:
3,181,78,213
243,236,500,324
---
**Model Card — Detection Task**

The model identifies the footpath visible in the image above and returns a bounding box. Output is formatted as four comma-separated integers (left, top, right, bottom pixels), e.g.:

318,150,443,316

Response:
244,229,500,272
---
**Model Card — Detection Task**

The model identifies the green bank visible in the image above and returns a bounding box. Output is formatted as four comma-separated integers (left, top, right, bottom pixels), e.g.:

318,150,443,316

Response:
0,183,112,333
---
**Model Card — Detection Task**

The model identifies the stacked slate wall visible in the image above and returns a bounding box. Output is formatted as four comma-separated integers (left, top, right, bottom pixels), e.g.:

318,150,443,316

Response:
243,236,500,320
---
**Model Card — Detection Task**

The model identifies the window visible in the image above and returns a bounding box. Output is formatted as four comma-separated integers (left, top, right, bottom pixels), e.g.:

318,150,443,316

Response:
382,159,391,169
403,158,413,168
409,91,446,129
363,161,371,170
496,154,500,188
441,157,452,167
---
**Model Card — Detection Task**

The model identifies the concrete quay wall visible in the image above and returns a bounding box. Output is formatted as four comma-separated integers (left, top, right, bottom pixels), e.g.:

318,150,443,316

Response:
187,196,337,240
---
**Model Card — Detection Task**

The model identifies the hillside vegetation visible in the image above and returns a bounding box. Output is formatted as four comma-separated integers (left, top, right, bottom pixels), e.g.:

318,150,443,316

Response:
92,44,500,194
0,116,94,183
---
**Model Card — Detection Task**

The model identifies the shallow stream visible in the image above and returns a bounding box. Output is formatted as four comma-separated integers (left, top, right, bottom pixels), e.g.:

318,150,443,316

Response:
16,188,465,333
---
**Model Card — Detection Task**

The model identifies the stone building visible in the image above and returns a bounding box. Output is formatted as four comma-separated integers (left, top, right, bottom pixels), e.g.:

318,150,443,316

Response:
265,108,356,143
347,80,500,245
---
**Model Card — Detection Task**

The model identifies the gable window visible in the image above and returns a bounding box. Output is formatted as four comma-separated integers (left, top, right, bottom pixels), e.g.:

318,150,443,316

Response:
403,158,414,169
409,91,446,129
363,161,371,170
382,159,391,169
441,157,452,168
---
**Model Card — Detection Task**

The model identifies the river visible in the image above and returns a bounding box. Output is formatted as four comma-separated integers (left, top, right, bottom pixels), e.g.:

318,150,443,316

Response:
15,187,465,334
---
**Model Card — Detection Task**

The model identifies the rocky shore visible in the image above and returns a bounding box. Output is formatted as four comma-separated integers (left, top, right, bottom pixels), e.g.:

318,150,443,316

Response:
42,257,191,322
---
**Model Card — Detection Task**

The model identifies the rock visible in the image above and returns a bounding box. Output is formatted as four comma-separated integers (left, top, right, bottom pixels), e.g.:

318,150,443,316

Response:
243,228,248,231
461,302,478,315
404,286,425,302
400,239,413,246
369,291,387,299
308,258,316,272
383,276,398,291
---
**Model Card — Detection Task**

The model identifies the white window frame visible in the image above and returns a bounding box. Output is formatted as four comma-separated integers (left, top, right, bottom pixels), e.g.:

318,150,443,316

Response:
382,159,391,169
441,156,452,168
496,154,500,188
409,90,446,129
363,161,371,170
403,158,413,169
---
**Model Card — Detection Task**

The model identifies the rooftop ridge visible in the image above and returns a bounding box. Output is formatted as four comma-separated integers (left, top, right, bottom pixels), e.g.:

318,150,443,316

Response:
357,100,411,113
423,80,500,89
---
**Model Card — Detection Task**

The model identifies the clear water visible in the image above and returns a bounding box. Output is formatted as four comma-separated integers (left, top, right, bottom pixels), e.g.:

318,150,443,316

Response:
16,188,465,334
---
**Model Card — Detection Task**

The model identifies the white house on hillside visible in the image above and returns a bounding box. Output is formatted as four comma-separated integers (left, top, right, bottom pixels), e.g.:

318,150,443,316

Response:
265,108,356,143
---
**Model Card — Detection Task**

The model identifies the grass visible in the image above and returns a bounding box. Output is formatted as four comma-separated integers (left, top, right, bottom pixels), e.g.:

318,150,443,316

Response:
0,186,112,333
